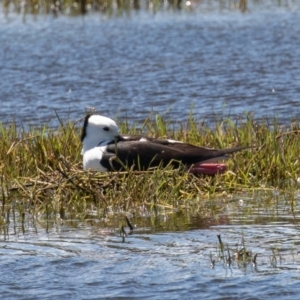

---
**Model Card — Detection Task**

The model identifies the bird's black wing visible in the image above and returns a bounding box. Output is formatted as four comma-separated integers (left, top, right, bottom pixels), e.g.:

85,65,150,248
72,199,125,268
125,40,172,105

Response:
101,139,248,171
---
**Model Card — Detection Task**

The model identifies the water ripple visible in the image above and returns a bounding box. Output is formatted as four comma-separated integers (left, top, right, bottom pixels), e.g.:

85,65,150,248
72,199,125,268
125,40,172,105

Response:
1,11,300,126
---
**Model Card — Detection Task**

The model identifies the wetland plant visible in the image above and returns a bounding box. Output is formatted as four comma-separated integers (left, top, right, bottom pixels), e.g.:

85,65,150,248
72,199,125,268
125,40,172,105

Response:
1,112,300,216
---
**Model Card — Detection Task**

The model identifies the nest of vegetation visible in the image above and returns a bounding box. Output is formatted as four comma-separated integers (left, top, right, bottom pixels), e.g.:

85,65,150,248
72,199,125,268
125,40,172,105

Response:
1,112,300,215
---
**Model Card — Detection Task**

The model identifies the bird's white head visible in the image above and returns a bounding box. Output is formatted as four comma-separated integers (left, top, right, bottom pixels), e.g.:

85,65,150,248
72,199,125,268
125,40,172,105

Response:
81,114,120,152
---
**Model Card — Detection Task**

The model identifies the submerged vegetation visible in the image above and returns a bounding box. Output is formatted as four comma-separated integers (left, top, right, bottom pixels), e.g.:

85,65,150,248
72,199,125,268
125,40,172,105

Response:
1,112,300,220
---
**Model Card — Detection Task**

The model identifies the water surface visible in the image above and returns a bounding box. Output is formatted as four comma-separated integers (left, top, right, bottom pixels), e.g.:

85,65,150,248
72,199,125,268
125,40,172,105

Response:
1,192,300,299
1,6,300,299
1,7,300,126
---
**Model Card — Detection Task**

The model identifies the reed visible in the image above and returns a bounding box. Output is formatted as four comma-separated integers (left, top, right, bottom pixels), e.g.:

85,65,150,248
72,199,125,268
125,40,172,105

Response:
1,0,289,17
1,112,300,217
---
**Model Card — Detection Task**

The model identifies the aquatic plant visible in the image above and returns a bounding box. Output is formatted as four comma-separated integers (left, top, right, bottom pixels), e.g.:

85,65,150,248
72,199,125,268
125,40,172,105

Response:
1,112,300,218
1,0,296,17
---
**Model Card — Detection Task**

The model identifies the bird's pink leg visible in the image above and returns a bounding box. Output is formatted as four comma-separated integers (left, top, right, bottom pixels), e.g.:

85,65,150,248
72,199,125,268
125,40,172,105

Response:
187,163,227,175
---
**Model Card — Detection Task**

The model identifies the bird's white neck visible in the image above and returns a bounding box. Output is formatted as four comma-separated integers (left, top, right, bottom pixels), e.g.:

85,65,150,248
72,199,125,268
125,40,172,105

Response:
82,137,112,153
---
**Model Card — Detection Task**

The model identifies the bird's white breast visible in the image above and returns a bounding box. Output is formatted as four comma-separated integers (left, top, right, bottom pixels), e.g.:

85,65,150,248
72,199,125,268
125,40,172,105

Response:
83,145,108,172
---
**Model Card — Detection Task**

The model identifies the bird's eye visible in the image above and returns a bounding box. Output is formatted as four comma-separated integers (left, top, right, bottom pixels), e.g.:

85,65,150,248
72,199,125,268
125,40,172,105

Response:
103,127,109,131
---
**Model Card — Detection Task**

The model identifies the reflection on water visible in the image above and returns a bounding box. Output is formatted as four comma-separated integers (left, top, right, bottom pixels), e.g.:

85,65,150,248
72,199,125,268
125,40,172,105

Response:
1,191,300,299
2,0,295,17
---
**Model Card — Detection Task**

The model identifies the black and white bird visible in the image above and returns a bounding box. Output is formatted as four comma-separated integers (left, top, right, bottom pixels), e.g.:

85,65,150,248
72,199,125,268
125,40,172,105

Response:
81,114,249,175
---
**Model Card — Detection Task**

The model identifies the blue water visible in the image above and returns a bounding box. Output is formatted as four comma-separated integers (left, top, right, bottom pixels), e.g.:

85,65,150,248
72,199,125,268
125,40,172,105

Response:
1,200,300,299
2,5,300,299
1,7,300,126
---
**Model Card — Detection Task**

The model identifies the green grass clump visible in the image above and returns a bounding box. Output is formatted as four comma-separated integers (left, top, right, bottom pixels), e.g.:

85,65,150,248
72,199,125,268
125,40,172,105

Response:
1,112,300,216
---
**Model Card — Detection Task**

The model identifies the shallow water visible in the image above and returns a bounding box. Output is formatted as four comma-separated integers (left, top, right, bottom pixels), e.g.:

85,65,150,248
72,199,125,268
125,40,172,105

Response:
2,5,300,299
1,192,300,299
1,5,300,126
